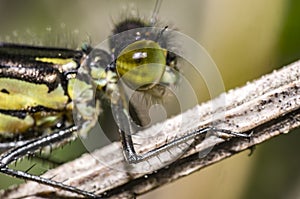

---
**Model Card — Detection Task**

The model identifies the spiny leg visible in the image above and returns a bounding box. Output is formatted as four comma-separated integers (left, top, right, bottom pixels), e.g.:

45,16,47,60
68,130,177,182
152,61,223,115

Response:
120,126,250,164
0,140,30,152
1,167,99,198
0,126,100,198
113,99,251,164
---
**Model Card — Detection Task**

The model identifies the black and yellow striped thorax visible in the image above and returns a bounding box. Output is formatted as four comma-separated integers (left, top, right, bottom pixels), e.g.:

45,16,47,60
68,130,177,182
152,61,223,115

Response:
0,43,84,138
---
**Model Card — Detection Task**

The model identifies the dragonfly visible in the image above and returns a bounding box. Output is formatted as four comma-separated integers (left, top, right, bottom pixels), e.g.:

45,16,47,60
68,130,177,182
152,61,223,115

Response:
0,0,251,198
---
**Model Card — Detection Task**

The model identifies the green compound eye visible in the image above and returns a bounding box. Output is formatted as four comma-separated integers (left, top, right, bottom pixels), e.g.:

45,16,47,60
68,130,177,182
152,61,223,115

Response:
116,40,166,90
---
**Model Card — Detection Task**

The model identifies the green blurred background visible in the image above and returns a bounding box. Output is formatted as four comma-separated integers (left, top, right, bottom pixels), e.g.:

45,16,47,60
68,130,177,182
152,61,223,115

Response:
0,0,300,199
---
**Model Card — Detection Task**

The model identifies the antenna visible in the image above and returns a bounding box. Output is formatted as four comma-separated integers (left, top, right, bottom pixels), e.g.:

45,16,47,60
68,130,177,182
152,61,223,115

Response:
150,0,163,25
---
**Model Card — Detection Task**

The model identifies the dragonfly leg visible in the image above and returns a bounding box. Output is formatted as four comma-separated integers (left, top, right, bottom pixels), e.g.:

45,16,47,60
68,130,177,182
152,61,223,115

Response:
113,100,251,164
0,126,100,198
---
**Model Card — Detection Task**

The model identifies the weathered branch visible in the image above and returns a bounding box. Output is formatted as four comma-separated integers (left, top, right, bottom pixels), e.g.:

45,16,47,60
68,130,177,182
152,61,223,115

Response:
1,60,300,198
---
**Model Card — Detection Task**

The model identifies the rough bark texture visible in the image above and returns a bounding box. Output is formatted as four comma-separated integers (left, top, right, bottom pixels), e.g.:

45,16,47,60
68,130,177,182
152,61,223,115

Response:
1,60,300,198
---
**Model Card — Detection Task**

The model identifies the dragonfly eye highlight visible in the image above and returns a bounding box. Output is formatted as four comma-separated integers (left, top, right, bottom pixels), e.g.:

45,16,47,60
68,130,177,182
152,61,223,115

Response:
116,40,166,90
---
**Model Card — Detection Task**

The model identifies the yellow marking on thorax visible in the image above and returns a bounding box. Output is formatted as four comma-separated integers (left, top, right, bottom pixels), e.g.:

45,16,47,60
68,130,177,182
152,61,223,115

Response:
0,78,69,110
0,113,34,135
35,57,78,73
35,57,73,65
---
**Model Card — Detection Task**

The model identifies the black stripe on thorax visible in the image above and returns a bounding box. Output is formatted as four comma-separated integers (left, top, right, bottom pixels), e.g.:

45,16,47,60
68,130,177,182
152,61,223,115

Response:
0,43,84,93
0,63,64,92
0,105,65,119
